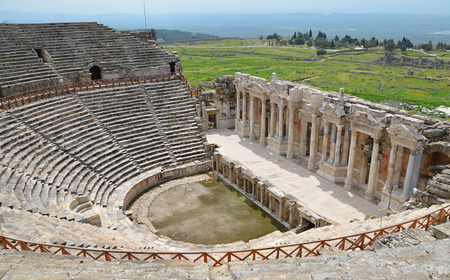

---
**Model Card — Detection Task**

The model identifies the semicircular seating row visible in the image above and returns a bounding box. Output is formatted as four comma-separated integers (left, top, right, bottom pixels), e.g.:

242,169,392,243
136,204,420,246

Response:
0,80,207,224
0,22,170,95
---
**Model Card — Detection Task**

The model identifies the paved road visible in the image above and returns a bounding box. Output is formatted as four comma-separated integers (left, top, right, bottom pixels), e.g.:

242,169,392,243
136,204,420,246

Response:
206,129,380,224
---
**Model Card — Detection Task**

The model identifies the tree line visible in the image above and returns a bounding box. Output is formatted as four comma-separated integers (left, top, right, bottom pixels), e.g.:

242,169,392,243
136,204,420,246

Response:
260,30,450,52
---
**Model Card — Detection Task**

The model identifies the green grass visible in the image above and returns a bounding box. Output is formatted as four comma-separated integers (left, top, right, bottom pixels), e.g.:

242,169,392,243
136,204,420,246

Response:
164,39,450,110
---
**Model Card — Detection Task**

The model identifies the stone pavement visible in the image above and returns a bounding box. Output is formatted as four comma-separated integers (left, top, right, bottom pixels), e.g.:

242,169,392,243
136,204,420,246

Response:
206,129,380,224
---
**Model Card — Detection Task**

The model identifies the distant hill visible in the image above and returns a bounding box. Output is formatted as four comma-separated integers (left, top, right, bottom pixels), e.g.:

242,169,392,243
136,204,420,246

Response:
130,28,218,41
1,11,449,43
155,29,218,42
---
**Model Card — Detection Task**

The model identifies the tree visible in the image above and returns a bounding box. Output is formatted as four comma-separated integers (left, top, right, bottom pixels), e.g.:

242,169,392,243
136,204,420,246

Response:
316,30,326,40
294,37,305,45
306,39,313,48
314,38,330,49
384,39,396,52
330,40,336,49
267,33,280,40
421,43,432,52
259,35,263,40
292,32,297,39
334,35,340,42
361,38,366,47
309,29,313,39
317,49,327,56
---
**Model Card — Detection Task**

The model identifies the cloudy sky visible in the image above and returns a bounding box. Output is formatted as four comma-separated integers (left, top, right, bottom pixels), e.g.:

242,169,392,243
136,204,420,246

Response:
1,0,449,15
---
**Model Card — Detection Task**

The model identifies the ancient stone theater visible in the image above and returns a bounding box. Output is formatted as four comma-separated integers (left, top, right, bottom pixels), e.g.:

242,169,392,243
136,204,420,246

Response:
0,22,449,278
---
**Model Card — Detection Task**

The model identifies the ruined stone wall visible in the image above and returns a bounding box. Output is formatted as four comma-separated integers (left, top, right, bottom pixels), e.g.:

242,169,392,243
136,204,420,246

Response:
375,52,447,69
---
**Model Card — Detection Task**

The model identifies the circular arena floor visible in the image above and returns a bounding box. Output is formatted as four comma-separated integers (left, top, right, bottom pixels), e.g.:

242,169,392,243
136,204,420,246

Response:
133,173,286,244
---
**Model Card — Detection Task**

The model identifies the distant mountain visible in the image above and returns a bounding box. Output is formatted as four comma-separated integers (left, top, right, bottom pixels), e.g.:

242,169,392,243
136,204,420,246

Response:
155,29,218,42
1,11,449,43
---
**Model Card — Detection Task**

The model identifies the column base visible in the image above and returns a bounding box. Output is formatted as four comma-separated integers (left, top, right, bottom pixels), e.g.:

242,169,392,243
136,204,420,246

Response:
317,162,347,183
234,120,250,138
287,151,294,160
260,137,266,147
266,136,288,156
307,157,316,171
378,187,408,212
343,181,353,190
364,191,374,201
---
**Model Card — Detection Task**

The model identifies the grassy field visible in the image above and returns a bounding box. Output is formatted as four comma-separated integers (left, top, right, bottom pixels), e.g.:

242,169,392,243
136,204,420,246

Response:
163,39,450,110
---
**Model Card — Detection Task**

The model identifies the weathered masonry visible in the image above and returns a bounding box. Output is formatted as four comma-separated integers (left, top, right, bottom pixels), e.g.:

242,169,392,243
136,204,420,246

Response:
232,72,448,211
212,152,329,230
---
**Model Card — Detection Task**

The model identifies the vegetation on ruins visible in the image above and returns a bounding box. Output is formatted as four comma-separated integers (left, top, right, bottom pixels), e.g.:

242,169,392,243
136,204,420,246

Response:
163,38,450,116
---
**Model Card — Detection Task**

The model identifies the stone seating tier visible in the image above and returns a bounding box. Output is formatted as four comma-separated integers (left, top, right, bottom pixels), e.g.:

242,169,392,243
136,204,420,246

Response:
0,81,207,228
0,22,177,97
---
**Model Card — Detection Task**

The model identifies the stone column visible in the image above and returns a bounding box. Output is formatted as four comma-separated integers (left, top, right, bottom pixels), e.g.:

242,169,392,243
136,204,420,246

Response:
196,103,201,118
201,102,207,120
260,97,267,146
321,120,329,162
287,105,295,159
328,124,337,164
384,143,399,190
242,92,247,122
393,146,405,188
307,114,318,170
344,130,358,190
300,119,308,157
289,204,294,228
268,194,272,212
252,182,256,200
260,184,264,203
410,149,424,191
278,199,283,219
402,150,416,199
333,124,344,166
236,92,241,121
278,104,284,138
249,96,255,141
359,154,369,185
269,102,275,138
226,102,231,117
365,137,381,201
342,127,350,164
215,156,220,172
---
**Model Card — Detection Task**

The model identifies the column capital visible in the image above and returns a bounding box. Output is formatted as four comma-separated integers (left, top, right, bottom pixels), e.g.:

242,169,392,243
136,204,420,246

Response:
336,124,344,130
261,95,268,102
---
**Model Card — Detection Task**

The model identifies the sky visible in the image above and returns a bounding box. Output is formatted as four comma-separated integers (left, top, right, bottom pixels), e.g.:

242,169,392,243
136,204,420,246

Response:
1,0,449,15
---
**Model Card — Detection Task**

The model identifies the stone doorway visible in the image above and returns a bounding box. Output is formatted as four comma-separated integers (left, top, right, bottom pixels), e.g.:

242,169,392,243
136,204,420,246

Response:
90,66,102,80
208,113,217,129
169,62,176,73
